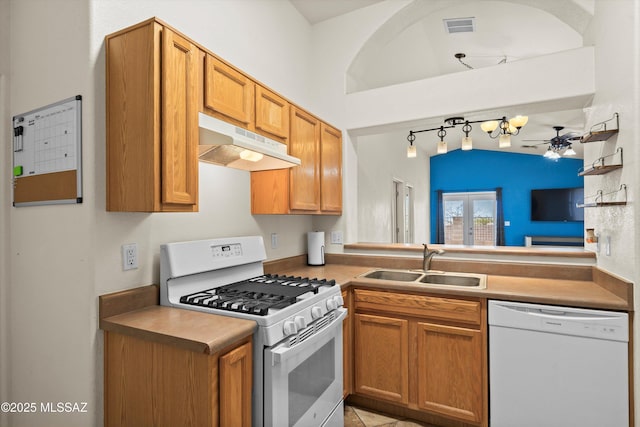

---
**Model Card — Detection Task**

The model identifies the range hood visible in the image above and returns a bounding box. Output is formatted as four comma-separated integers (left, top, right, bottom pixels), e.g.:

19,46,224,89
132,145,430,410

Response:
198,113,301,171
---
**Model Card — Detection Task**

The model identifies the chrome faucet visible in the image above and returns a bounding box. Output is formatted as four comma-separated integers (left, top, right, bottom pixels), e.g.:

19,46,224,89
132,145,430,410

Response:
422,243,445,271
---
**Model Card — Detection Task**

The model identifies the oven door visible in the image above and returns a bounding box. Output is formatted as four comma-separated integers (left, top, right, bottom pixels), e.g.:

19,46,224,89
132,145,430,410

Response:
264,308,346,427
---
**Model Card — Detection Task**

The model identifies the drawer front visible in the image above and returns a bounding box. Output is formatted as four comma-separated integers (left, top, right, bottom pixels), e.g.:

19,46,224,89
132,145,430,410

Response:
354,289,481,326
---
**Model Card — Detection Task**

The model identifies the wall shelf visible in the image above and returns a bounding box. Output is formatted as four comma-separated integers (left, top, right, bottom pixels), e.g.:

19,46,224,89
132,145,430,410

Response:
578,147,623,176
580,113,619,143
576,184,627,208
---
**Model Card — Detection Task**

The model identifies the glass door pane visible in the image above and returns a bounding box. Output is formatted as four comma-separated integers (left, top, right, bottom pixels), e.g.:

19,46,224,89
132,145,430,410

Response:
443,198,465,245
443,192,496,246
471,197,496,245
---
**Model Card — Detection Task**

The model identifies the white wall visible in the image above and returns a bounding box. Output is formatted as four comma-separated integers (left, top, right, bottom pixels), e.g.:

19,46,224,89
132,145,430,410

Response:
5,1,317,426
0,1,10,425
585,0,640,419
357,130,429,243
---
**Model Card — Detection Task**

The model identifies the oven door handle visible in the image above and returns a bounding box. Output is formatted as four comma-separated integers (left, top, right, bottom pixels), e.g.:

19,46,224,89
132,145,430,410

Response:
272,308,346,365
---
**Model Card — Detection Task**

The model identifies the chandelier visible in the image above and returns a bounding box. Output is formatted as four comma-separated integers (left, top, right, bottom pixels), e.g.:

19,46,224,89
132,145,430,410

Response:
406,115,528,157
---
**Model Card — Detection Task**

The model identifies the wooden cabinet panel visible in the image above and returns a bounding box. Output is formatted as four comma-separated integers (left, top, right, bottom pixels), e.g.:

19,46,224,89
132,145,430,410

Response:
320,123,342,213
220,341,252,427
250,114,342,215
161,28,199,206
351,288,487,426
354,289,481,327
106,19,198,212
104,332,217,427
417,322,484,424
343,290,352,398
354,313,409,405
204,54,255,126
289,107,320,211
256,85,289,141
104,331,253,427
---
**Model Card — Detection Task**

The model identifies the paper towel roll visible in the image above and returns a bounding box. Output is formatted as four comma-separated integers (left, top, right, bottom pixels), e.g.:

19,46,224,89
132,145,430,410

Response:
307,231,325,266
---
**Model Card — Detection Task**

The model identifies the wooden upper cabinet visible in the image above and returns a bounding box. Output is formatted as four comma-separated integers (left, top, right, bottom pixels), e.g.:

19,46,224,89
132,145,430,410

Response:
106,19,199,212
320,123,342,213
250,108,342,215
161,28,199,206
289,107,321,211
255,85,289,141
203,54,255,126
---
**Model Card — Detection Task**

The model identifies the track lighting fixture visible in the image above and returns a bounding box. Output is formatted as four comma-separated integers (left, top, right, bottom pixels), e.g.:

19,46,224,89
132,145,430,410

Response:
406,115,528,155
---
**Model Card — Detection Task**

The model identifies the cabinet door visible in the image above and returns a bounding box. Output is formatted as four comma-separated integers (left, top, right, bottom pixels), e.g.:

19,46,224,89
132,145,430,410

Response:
256,85,289,140
204,54,255,126
320,123,342,213
161,28,199,206
289,107,320,211
220,341,252,427
416,322,483,424
354,313,409,405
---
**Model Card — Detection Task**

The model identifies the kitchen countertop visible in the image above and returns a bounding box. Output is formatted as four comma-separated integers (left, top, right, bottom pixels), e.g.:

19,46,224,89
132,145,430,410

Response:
99,286,256,354
99,254,632,355
274,263,632,312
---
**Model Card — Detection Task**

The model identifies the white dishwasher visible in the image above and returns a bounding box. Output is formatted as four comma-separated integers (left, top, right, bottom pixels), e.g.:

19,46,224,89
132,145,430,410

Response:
488,300,629,427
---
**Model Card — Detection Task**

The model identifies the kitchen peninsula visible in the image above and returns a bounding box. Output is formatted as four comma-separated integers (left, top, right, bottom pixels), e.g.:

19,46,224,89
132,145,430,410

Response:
101,246,632,427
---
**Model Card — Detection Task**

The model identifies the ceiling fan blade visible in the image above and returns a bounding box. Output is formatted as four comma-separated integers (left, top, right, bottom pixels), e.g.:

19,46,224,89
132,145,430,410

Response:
559,132,581,141
522,139,551,145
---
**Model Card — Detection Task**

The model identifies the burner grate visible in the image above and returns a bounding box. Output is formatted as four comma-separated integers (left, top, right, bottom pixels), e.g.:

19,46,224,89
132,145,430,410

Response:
178,274,336,316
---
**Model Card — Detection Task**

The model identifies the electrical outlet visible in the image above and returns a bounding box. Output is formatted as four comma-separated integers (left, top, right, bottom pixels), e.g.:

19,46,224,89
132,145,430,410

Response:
122,243,138,270
271,233,278,249
331,230,343,245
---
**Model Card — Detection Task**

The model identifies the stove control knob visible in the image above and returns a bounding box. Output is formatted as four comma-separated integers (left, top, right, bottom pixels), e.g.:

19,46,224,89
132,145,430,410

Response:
283,320,298,336
294,316,307,330
326,298,337,311
334,294,344,307
311,306,323,319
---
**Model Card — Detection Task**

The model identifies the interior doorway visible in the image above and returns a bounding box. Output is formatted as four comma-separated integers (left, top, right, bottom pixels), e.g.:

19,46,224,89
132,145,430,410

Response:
442,191,496,245
393,179,414,243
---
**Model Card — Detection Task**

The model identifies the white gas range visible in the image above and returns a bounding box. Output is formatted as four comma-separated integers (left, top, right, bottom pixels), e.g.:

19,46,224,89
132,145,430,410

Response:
160,236,345,427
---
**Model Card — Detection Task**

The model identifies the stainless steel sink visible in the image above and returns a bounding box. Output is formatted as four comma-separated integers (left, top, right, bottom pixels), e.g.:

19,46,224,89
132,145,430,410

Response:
419,273,481,287
359,269,487,289
362,270,423,282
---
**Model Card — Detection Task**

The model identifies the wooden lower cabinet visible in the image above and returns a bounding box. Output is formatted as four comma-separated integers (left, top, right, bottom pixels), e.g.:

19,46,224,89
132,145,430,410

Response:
104,332,252,427
354,313,409,405
417,323,484,424
219,341,253,427
351,289,487,427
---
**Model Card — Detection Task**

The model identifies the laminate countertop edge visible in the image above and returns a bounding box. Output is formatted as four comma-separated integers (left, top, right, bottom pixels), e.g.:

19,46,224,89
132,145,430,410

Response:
100,305,257,355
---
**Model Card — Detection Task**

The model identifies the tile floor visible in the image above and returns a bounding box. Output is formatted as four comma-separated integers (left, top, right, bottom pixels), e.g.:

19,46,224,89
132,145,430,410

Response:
344,405,438,427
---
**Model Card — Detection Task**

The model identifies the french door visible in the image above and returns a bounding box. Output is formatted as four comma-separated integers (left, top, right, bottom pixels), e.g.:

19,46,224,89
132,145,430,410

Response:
442,192,496,246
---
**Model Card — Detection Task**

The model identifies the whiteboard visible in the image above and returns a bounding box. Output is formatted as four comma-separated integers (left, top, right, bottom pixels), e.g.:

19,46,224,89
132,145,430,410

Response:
12,95,82,206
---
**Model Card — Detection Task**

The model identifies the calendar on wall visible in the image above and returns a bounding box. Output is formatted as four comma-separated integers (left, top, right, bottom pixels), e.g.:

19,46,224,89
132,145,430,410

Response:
12,95,82,206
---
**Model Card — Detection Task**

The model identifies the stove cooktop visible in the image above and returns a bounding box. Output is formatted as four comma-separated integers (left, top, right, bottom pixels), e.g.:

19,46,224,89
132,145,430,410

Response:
179,274,337,316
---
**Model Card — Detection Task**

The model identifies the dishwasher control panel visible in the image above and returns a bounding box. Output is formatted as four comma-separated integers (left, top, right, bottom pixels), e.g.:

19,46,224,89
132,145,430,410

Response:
488,300,628,342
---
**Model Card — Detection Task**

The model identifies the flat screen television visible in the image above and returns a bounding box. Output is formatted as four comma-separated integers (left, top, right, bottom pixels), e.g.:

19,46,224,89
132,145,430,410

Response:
531,187,584,222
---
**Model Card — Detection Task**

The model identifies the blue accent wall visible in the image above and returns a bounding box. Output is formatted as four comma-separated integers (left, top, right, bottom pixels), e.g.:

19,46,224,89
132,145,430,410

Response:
430,149,584,246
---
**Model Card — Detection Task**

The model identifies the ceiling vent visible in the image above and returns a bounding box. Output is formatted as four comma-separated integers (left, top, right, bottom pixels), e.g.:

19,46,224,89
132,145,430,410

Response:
443,17,475,34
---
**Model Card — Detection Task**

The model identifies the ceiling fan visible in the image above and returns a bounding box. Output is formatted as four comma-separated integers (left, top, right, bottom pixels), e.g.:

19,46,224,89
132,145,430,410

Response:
522,126,581,158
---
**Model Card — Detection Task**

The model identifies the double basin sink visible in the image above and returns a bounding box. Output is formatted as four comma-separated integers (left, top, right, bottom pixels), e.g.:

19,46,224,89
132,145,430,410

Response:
360,269,487,289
